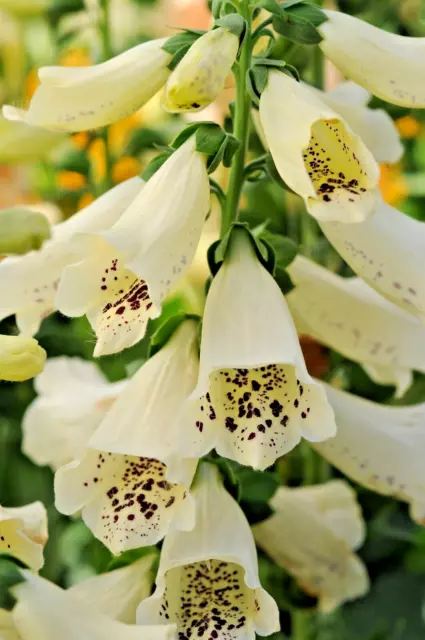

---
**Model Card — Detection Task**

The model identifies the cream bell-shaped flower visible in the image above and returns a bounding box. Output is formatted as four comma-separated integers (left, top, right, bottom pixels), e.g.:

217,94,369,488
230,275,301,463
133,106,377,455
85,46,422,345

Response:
0,502,48,571
313,382,425,523
259,71,380,223
287,256,425,396
181,229,336,471
253,481,369,612
11,571,176,640
319,10,425,108
3,40,171,132
56,137,210,356
22,357,127,471
0,336,46,383
55,321,199,553
137,463,280,640
0,178,143,337
69,553,156,624
0,110,63,163
320,199,425,322
162,27,239,113
306,81,403,165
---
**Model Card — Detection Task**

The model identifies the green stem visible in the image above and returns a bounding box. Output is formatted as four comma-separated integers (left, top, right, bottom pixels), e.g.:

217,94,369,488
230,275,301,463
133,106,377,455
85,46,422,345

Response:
99,0,113,61
221,4,252,237
292,609,310,640
312,46,324,90
301,443,316,486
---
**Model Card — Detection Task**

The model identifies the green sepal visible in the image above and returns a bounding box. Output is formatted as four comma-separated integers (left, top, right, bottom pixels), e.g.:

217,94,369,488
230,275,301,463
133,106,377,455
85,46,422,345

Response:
274,265,295,295
141,150,172,181
207,223,275,277
172,123,240,174
256,0,284,18
272,3,327,45
247,59,298,103
258,231,298,270
167,44,192,71
214,14,246,38
148,312,201,357
161,30,204,56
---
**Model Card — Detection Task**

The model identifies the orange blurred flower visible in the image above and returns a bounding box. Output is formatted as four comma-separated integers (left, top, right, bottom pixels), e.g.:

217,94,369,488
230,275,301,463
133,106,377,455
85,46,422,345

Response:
379,163,407,206
57,171,87,191
396,115,421,139
111,156,141,184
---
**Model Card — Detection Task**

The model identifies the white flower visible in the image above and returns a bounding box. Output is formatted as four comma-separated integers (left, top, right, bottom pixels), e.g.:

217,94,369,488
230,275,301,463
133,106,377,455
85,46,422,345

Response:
0,335,46,382
54,321,199,553
3,39,171,132
319,199,425,322
313,381,425,524
69,553,156,624
0,178,143,337
0,502,48,572
137,462,280,640
319,10,425,108
11,571,176,640
56,137,210,356
0,110,63,163
253,480,369,612
180,229,336,470
23,357,126,470
306,81,403,165
162,27,239,113
259,71,380,223
287,255,425,396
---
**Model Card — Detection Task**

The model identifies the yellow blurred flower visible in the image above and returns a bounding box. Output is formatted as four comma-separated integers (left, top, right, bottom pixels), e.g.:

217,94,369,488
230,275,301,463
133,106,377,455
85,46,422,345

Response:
379,163,407,205
88,138,107,185
77,192,96,210
58,48,92,67
396,115,421,139
71,132,90,150
57,171,87,191
108,113,141,156
111,156,141,184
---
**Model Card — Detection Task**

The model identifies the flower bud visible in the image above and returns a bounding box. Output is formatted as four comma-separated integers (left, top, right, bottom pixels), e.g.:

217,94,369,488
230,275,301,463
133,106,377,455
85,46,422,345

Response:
162,27,239,113
0,207,51,255
0,335,46,382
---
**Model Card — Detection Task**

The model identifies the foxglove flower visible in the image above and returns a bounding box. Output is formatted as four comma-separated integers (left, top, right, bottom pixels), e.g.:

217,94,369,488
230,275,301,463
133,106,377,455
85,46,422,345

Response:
3,40,171,132
0,502,47,571
254,481,369,612
137,463,280,640
69,553,156,624
314,382,425,523
320,200,425,322
0,109,63,163
0,178,142,336
287,256,425,396
55,320,199,553
11,572,176,640
306,81,403,165
23,357,126,470
319,10,425,108
181,229,336,470
162,27,239,113
56,137,210,356
0,336,46,382
259,71,380,223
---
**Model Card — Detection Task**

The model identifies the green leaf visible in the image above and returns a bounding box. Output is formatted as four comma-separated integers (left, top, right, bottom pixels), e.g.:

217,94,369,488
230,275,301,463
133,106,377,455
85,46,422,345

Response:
161,31,201,56
124,128,167,156
167,44,192,70
260,232,298,269
214,14,246,37
0,558,24,589
222,134,240,168
195,123,226,155
286,2,327,27
171,122,211,150
274,266,294,295
272,13,323,45
257,0,285,18
141,152,172,181
148,312,200,357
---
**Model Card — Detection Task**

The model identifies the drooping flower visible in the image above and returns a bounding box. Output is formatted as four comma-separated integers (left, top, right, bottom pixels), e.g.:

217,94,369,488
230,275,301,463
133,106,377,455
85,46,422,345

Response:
56,137,210,356
253,480,369,612
0,178,143,336
0,502,48,571
259,71,380,223
313,381,425,523
11,571,176,640
0,110,63,163
3,40,171,132
287,256,425,396
23,357,127,471
319,10,425,108
0,336,46,383
0,207,51,256
54,320,199,553
69,553,156,624
306,81,403,165
180,229,336,470
319,199,425,322
162,27,239,113
137,462,280,640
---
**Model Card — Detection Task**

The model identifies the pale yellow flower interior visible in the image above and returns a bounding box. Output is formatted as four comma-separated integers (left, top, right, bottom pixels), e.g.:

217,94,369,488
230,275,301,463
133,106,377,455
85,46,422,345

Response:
303,119,370,204
159,560,256,639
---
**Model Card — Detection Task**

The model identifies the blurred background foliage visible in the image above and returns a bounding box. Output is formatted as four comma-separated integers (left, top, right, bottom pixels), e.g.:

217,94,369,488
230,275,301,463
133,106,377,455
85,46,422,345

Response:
1,0,425,638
